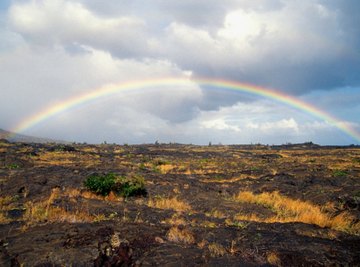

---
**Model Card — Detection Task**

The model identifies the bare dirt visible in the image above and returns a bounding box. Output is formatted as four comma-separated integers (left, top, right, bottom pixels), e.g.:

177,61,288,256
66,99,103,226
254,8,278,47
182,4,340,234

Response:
0,140,359,266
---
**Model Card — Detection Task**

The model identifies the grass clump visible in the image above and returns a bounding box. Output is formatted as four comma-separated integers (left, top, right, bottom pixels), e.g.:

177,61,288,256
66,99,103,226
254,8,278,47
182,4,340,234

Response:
84,173,147,197
233,191,360,234
267,251,281,266
166,226,195,244
23,188,95,227
148,196,191,212
208,243,227,257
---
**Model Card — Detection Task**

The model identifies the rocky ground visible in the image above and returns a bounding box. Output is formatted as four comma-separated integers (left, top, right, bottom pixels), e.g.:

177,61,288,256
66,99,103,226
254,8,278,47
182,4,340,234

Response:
0,140,359,266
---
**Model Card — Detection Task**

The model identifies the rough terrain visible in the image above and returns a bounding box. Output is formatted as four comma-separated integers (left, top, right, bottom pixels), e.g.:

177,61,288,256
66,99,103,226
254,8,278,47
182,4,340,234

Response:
0,140,359,266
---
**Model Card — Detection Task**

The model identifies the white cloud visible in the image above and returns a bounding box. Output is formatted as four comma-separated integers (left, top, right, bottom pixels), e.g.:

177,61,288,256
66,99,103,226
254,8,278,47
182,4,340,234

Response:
195,101,301,138
8,0,149,56
156,1,359,92
245,118,299,132
0,43,202,130
0,0,359,145
7,0,360,92
201,118,242,132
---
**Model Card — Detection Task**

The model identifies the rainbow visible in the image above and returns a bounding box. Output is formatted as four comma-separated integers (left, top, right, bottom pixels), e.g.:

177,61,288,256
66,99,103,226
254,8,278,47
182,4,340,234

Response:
10,77,360,143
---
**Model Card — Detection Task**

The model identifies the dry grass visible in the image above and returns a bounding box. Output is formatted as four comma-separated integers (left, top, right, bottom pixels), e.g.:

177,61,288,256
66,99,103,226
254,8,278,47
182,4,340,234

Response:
166,226,195,244
200,221,218,228
197,239,207,249
36,151,101,167
165,213,187,226
0,195,16,208
24,200,95,225
23,188,97,227
267,251,281,266
37,152,76,165
63,187,122,202
0,212,11,224
148,196,191,212
200,174,253,183
0,196,18,223
158,164,176,174
233,191,360,234
64,187,82,198
205,208,226,219
208,243,227,257
79,190,105,201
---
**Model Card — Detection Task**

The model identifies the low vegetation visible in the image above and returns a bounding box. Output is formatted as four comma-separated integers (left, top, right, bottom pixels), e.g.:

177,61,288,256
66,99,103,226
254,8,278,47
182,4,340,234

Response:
1,141,359,266
147,196,191,212
166,226,195,244
22,188,95,228
84,172,147,197
207,242,227,257
233,191,360,234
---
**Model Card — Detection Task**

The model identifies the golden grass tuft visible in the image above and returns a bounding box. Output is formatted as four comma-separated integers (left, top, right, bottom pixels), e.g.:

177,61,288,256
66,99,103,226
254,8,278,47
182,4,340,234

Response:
48,207,94,223
205,208,226,219
233,191,360,234
148,196,191,212
200,221,218,228
0,212,11,224
80,190,105,200
37,152,76,165
166,226,195,244
24,200,95,225
0,196,15,207
64,188,81,198
208,243,227,257
201,174,255,183
197,239,207,249
23,188,97,227
267,251,281,266
165,213,187,226
158,164,176,174
0,196,17,222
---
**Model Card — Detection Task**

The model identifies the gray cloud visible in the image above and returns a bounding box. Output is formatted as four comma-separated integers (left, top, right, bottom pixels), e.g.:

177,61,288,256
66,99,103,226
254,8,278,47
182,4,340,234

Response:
0,0,359,144
8,0,360,93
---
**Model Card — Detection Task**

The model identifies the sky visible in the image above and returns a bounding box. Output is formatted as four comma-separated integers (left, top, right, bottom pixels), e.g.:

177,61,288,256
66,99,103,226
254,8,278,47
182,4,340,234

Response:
0,0,359,145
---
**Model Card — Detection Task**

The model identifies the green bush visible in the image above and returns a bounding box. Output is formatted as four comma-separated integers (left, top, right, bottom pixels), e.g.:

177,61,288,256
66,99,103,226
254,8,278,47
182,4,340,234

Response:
333,170,347,177
84,173,147,197
6,163,20,169
84,173,116,196
113,174,147,197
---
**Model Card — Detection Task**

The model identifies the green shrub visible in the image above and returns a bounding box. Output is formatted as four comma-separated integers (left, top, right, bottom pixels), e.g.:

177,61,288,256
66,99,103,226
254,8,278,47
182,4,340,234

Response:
114,174,147,197
84,173,116,196
333,170,347,177
84,173,147,197
6,163,20,169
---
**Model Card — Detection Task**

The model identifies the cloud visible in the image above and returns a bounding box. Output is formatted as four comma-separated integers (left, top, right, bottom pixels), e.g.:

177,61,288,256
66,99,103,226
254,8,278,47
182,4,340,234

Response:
0,0,359,145
0,44,202,130
159,2,360,93
7,0,360,93
245,118,299,132
8,0,150,57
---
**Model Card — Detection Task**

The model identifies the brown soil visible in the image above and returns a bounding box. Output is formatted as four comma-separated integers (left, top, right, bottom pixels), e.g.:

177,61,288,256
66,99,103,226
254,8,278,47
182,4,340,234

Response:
0,140,359,266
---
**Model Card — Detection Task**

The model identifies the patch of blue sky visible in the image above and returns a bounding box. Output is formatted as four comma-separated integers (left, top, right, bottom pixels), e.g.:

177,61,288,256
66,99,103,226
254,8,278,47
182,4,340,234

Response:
301,87,360,123
0,0,10,11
